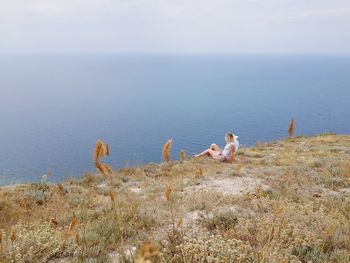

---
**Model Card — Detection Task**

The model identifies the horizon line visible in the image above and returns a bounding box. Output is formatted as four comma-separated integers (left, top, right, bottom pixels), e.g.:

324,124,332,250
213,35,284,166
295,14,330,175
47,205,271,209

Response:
1,52,350,56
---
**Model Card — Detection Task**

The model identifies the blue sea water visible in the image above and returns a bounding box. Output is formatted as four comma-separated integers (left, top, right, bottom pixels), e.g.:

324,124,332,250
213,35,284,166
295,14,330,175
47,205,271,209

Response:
0,54,349,185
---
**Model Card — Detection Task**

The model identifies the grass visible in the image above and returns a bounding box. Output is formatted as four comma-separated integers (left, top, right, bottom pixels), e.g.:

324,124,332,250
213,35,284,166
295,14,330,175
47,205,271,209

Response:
289,118,295,137
200,210,238,232
0,134,349,262
162,139,173,162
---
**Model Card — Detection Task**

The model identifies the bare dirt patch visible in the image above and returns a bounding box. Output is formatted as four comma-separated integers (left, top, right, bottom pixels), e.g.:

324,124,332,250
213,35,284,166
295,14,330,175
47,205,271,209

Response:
186,176,270,195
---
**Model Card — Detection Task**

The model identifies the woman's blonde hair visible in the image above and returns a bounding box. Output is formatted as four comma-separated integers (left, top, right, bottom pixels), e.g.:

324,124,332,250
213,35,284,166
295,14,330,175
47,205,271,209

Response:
225,132,235,143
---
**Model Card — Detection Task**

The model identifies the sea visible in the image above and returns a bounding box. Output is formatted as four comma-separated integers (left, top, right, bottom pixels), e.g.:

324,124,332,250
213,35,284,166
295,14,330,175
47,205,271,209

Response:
0,54,349,185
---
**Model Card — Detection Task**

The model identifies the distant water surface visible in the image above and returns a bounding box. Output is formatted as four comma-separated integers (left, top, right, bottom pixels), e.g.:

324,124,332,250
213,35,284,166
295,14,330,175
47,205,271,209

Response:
0,54,349,185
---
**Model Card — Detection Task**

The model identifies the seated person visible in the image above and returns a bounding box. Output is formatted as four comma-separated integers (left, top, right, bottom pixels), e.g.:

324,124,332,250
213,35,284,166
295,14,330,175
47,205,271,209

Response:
194,132,239,163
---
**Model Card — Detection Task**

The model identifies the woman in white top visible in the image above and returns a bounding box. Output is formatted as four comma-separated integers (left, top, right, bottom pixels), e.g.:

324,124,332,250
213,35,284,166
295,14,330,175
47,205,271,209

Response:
194,132,239,162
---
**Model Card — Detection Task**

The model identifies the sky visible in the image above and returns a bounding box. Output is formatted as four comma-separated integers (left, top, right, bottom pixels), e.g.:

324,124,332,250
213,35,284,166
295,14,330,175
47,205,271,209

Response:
0,0,350,54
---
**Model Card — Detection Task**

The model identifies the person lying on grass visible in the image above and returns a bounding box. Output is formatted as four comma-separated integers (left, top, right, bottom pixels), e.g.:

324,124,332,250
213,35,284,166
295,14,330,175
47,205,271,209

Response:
194,132,239,162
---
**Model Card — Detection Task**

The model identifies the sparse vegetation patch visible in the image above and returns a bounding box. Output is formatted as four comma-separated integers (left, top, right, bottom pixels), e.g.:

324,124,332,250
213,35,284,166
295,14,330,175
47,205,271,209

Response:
0,134,349,262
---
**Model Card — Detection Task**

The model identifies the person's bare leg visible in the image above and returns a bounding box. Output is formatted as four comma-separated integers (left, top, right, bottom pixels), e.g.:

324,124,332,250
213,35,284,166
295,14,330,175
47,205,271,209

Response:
195,143,222,157
195,149,225,161
194,148,211,157
210,143,222,153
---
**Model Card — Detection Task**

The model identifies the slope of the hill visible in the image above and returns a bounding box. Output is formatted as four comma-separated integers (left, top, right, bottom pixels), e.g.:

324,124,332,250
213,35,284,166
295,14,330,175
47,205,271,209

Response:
0,134,349,262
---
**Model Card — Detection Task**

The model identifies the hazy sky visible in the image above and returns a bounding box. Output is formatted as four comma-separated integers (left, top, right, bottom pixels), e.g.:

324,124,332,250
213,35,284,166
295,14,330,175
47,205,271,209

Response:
0,0,350,54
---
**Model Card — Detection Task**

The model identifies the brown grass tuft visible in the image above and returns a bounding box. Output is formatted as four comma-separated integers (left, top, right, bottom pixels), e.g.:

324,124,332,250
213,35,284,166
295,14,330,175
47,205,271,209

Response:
180,150,186,162
108,190,116,206
324,224,336,237
69,213,78,232
101,163,113,176
274,206,285,215
95,162,106,177
196,168,203,178
75,232,80,246
57,183,65,194
0,229,2,245
10,231,16,242
95,163,113,177
93,139,105,163
105,143,110,156
93,140,112,177
138,241,158,260
176,217,183,228
164,185,172,202
162,139,173,162
288,118,295,137
50,218,59,226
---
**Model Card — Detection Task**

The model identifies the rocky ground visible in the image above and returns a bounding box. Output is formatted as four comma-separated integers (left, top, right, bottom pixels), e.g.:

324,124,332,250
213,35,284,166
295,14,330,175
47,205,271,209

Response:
0,134,349,262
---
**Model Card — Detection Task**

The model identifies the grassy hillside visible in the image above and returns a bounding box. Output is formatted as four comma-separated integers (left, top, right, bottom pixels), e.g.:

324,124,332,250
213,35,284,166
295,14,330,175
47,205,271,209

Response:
0,134,350,262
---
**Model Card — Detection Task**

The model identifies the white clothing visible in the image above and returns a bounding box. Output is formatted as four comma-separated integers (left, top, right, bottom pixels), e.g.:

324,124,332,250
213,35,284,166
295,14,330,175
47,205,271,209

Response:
222,140,239,159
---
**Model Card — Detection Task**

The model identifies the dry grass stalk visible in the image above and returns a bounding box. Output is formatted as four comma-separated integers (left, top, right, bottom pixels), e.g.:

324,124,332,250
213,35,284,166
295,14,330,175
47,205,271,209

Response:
96,163,113,177
341,162,350,177
50,218,59,226
93,139,112,177
10,231,16,242
176,217,183,228
138,241,158,260
324,224,336,237
108,190,116,207
95,162,106,177
57,183,64,194
180,150,185,162
162,139,173,162
255,187,266,198
196,168,203,178
105,143,110,156
288,118,295,137
19,198,32,210
93,139,105,163
102,163,113,176
75,232,80,246
164,185,172,202
274,206,285,215
69,213,78,231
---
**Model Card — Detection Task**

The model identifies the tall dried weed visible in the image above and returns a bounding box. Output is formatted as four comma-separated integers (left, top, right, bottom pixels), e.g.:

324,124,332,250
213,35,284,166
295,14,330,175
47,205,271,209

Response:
164,185,172,202
10,231,16,243
93,139,105,163
69,213,78,232
108,190,116,207
162,139,173,162
288,118,295,137
93,139,113,177
180,150,186,162
105,143,110,156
